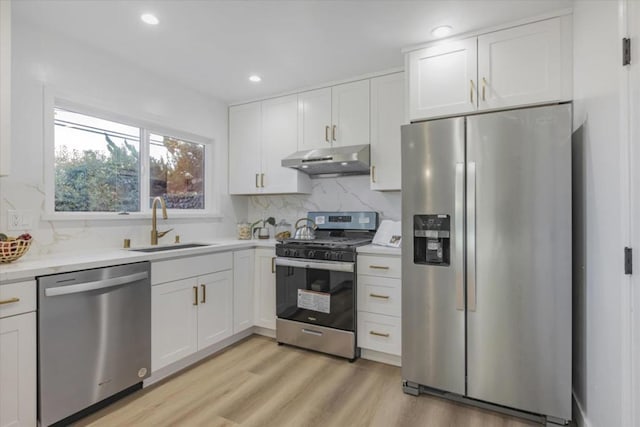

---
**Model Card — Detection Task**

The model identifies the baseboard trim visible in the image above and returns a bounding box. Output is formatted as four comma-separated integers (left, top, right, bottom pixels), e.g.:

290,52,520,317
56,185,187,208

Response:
253,325,276,338
572,390,591,427
144,328,254,387
360,348,401,366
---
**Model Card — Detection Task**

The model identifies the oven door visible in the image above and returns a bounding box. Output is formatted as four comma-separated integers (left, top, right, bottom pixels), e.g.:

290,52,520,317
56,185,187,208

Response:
275,257,355,331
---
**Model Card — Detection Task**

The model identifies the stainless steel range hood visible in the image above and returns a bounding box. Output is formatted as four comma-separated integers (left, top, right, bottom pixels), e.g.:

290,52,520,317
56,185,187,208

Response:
281,144,370,177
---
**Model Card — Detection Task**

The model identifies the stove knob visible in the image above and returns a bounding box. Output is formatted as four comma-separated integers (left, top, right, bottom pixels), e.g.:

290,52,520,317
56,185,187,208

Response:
290,250,297,257
324,252,331,260
283,249,290,256
308,250,315,258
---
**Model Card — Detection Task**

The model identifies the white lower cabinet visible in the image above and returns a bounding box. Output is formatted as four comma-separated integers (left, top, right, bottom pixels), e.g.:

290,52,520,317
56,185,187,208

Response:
0,281,36,427
151,254,233,372
233,250,255,333
357,253,402,365
254,248,276,330
151,278,198,371
196,271,233,349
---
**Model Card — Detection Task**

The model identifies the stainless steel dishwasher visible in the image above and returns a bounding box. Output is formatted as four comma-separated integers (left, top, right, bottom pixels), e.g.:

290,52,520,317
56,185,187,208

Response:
38,262,151,427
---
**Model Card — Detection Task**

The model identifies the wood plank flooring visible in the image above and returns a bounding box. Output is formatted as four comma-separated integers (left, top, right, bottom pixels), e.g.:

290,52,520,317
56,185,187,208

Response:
74,335,539,427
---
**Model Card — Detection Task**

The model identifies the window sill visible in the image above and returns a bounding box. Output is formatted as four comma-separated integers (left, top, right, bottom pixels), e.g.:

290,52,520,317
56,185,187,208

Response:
41,211,224,221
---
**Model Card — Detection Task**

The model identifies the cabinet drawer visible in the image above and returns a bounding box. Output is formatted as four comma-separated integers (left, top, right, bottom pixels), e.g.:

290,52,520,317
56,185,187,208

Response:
152,252,232,285
357,255,401,278
0,281,36,318
357,275,401,317
357,312,401,356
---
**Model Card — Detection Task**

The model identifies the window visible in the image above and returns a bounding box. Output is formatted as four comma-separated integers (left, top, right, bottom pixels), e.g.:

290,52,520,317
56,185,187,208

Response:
48,105,213,217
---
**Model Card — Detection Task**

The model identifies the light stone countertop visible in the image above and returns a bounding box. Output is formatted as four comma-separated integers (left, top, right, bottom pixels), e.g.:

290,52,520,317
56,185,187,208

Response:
0,239,278,284
357,244,401,256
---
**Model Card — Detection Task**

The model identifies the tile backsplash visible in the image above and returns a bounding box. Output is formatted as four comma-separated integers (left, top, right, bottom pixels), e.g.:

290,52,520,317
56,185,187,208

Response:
248,175,401,227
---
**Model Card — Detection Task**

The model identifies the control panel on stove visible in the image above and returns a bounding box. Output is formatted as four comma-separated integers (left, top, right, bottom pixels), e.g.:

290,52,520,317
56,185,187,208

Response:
275,246,357,262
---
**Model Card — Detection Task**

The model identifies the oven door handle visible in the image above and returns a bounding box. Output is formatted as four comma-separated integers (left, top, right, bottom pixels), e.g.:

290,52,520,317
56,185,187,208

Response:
275,258,354,273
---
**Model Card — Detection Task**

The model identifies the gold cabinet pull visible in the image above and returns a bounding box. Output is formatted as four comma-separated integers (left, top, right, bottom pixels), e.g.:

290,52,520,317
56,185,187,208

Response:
260,173,265,188
470,80,475,104
371,165,376,183
369,293,390,299
193,286,198,306
369,331,390,338
255,173,260,188
332,125,337,141
0,297,20,305
482,77,487,101
271,257,276,273
325,125,330,142
369,265,390,270
200,284,206,304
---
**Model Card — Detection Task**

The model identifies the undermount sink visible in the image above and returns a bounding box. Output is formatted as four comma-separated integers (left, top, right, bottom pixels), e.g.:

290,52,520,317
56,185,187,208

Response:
130,243,215,253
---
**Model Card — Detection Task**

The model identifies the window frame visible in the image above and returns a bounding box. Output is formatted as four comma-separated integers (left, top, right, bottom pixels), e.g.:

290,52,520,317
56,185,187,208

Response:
43,92,218,220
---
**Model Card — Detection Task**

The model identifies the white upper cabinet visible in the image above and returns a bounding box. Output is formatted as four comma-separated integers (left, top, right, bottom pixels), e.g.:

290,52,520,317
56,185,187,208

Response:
478,17,569,110
298,80,370,151
297,88,332,151
408,38,478,120
261,95,310,193
229,97,311,195
331,80,370,147
0,0,11,176
407,16,572,122
370,72,405,191
228,102,262,194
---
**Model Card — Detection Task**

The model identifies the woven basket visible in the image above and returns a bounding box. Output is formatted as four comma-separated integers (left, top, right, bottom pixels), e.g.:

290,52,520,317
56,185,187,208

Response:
0,239,32,263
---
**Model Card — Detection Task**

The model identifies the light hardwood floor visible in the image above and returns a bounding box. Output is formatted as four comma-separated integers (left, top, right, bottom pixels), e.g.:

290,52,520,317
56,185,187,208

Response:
74,335,539,427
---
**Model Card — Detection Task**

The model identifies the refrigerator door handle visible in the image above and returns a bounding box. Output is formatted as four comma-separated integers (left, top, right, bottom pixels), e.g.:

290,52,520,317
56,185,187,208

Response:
467,161,477,312
455,162,465,311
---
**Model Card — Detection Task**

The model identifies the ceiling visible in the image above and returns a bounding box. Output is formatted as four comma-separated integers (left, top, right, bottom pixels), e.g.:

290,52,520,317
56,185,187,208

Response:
13,0,572,104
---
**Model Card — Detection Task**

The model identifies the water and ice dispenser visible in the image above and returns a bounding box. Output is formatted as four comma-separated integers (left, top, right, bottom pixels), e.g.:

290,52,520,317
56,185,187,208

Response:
413,214,450,266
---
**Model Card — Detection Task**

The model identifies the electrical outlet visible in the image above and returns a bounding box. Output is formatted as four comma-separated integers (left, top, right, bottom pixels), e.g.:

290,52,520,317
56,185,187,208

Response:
7,210,33,231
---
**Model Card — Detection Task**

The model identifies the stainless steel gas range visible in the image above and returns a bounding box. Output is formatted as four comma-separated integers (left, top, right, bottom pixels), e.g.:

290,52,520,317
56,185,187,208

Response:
275,211,378,361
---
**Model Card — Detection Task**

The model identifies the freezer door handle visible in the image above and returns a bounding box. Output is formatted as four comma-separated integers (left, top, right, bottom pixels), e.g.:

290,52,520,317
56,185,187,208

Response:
455,162,465,311
467,161,477,312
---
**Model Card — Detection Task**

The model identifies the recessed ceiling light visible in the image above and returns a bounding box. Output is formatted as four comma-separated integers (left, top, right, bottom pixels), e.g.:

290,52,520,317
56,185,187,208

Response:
141,14,159,25
301,165,309,169
249,75,262,83
431,25,452,38
341,162,348,166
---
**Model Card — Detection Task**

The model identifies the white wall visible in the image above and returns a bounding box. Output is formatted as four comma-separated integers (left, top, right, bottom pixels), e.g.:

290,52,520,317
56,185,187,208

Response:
248,176,401,230
0,18,247,256
572,1,629,426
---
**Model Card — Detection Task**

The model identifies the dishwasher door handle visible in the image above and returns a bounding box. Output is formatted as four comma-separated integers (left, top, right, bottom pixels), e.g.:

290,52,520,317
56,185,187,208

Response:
44,271,149,297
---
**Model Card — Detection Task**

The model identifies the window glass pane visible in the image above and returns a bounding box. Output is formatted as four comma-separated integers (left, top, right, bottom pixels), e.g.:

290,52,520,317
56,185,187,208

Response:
149,134,205,209
54,108,140,212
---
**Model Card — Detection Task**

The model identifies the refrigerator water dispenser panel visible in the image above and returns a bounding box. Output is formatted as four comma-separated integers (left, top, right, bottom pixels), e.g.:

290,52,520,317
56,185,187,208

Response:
414,215,450,266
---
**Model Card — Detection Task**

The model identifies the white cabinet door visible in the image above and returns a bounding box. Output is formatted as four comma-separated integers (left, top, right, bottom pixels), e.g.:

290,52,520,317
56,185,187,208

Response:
408,37,478,121
331,80,370,147
478,18,566,110
254,248,276,330
229,102,262,194
151,279,198,371
261,95,311,194
0,0,10,176
233,250,255,333
197,271,233,349
0,312,36,427
297,87,332,151
370,72,405,191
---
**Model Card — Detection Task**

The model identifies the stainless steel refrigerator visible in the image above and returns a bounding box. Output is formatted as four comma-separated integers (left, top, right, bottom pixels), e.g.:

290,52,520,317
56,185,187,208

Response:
401,104,572,424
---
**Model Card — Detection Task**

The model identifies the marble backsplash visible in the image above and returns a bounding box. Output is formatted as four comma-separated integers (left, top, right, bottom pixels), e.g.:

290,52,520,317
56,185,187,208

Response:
248,175,401,229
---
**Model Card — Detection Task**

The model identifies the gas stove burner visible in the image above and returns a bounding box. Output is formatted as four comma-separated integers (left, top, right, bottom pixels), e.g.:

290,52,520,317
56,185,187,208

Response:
282,237,373,247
